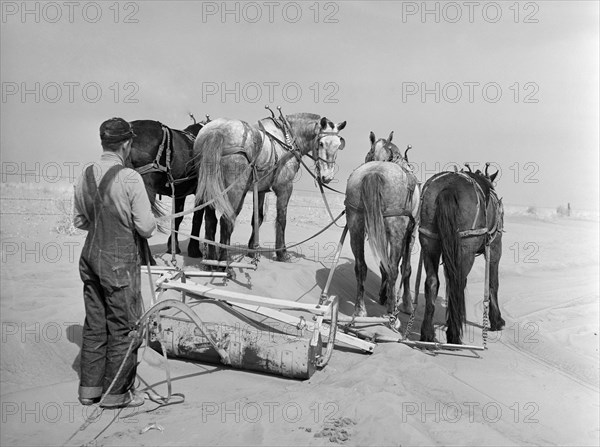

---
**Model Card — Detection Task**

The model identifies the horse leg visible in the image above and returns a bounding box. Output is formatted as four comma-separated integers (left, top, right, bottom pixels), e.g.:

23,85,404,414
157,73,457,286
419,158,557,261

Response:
385,241,402,316
218,215,235,262
445,248,476,344
204,206,218,260
488,236,505,331
187,206,204,258
248,191,266,249
216,173,248,262
273,185,292,262
383,216,405,316
420,238,440,342
399,217,415,314
348,211,368,317
378,264,388,306
139,191,157,266
166,196,185,255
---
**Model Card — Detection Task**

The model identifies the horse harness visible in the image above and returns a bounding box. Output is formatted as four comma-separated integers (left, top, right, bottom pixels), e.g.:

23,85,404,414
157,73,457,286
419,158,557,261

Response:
134,124,198,188
345,164,419,225
418,171,503,246
257,116,344,189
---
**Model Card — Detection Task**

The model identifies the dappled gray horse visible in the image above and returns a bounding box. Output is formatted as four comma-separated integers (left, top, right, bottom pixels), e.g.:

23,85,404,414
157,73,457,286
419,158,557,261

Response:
194,112,346,262
345,131,420,317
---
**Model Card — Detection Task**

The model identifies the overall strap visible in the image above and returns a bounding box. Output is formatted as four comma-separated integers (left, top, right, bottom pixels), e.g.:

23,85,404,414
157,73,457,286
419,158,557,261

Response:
95,164,126,206
81,164,128,251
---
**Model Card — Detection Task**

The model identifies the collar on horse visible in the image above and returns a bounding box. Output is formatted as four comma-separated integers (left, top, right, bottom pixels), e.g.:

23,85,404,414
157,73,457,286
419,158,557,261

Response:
135,124,173,177
258,118,295,162
134,124,200,188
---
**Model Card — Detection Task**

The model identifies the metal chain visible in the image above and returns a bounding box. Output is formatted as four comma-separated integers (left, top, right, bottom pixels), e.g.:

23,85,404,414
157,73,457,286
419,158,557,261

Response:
403,307,418,340
482,300,490,350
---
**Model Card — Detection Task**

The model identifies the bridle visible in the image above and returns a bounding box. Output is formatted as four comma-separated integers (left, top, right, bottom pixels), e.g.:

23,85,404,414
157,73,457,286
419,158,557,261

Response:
271,109,344,180
312,129,345,177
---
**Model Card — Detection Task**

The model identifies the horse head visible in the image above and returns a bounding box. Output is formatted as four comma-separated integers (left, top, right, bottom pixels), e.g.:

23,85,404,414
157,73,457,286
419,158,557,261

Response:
366,131,415,169
465,162,499,188
484,162,499,184
314,117,346,184
367,131,399,162
183,114,212,137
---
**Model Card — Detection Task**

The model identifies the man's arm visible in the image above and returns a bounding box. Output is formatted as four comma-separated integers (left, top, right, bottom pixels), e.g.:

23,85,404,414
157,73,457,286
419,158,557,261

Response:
73,179,90,231
125,169,156,238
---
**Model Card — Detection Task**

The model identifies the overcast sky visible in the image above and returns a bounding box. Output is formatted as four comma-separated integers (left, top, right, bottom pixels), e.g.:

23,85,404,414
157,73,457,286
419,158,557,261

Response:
1,1,598,209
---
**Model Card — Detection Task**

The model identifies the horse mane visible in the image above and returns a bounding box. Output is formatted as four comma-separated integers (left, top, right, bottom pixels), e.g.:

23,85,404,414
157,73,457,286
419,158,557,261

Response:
286,112,320,121
183,122,204,136
285,113,322,155
387,144,404,162
367,139,414,175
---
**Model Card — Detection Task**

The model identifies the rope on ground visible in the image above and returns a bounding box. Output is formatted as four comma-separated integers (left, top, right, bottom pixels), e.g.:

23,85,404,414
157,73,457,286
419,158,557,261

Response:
62,332,141,446
170,209,346,255
62,298,189,445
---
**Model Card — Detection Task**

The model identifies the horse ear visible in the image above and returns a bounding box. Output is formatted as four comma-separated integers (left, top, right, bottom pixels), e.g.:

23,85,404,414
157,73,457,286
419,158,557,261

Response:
320,117,329,130
339,137,345,150
337,121,347,131
490,170,499,183
369,131,376,145
387,131,394,142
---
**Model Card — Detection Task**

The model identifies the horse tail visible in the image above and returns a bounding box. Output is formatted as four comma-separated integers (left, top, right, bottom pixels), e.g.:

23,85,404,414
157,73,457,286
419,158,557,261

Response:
361,172,392,274
195,130,236,223
434,188,466,339
151,199,171,234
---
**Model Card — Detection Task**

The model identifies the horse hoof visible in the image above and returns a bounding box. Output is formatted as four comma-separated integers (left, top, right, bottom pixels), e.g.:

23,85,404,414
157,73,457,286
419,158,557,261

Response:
276,253,291,262
490,318,506,332
353,309,367,318
446,335,462,345
420,332,435,343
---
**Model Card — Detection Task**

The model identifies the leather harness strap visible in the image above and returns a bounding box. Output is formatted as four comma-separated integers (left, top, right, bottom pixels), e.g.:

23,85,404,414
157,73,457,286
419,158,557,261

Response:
418,172,503,242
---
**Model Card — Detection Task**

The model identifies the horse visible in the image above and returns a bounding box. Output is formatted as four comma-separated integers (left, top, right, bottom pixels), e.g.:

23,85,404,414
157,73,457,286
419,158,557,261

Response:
126,115,210,265
417,164,505,345
194,111,346,263
345,131,420,318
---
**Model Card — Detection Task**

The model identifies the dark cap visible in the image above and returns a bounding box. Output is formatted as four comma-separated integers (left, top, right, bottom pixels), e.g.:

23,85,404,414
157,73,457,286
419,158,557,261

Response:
99,117,136,143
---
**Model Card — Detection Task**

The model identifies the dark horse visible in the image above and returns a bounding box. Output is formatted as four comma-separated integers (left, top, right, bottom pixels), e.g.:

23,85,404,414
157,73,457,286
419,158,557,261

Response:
345,131,420,317
126,115,210,264
418,164,505,344
194,112,346,262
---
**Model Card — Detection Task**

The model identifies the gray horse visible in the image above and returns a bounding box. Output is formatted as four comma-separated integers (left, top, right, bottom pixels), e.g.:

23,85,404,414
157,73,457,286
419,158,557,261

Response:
345,132,420,317
194,112,346,262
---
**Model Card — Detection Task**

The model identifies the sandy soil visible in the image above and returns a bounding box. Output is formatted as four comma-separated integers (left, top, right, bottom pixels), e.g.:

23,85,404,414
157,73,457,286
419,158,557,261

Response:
1,182,598,446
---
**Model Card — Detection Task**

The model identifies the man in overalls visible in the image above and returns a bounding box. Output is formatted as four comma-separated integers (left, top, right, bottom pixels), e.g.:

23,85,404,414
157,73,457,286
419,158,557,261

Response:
74,117,155,408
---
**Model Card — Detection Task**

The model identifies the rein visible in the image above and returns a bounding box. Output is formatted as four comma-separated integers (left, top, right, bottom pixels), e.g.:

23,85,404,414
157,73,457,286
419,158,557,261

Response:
149,114,347,243
170,210,346,254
